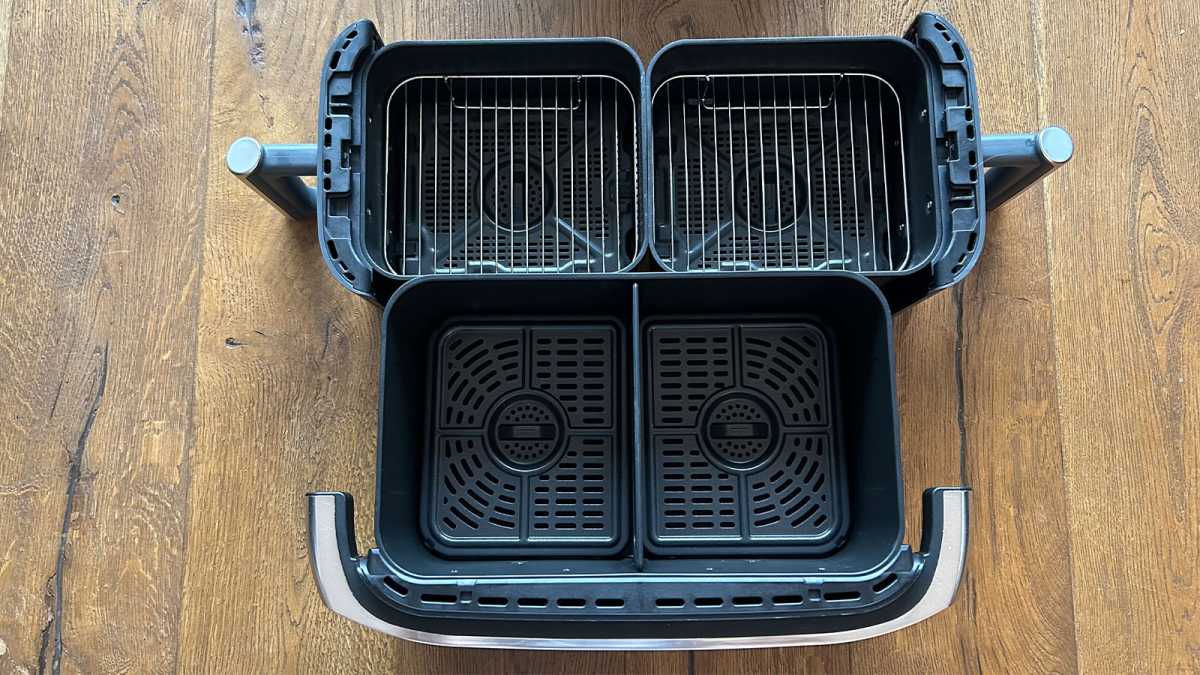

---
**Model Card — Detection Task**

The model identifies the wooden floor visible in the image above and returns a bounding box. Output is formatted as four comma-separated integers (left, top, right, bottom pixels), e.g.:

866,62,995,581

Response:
1,0,1197,672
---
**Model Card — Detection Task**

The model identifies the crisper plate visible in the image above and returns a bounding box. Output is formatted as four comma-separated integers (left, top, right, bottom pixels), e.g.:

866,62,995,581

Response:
423,322,627,557
644,320,845,555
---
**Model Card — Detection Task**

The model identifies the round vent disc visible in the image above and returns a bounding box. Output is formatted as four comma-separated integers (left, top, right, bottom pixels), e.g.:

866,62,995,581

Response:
699,390,781,472
485,393,566,472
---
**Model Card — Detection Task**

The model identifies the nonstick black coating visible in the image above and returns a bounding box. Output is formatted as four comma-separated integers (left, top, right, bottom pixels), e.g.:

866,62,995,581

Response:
375,273,902,579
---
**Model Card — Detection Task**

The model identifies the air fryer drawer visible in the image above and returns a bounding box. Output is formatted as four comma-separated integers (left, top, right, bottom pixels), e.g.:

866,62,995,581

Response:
305,273,969,647
372,273,902,584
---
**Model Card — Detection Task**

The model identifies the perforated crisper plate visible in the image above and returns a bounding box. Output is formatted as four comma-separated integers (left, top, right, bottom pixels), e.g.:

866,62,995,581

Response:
423,322,625,557
644,320,846,555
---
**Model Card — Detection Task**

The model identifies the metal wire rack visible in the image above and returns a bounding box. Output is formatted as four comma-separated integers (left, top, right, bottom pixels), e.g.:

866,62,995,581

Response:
652,73,911,272
384,75,640,275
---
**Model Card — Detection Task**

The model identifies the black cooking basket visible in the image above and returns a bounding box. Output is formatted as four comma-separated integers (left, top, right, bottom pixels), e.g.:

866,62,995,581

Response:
312,273,964,645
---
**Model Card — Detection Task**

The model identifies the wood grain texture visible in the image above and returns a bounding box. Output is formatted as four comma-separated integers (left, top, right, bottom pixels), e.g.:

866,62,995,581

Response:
0,1,213,673
0,0,12,93
0,0,1196,673
951,3,1079,673
177,1,387,672
1042,0,1200,672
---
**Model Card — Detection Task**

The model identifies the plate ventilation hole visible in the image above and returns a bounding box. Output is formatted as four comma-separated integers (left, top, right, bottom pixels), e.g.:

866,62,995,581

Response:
559,128,619,237
747,435,832,533
531,331,614,428
809,124,870,240
440,333,523,428
531,439,613,534
439,438,520,532
651,328,734,427
655,435,740,534
741,328,826,425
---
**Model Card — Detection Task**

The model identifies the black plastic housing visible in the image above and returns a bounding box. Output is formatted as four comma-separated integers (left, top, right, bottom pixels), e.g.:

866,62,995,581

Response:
643,16,983,310
315,14,984,310
317,27,648,302
317,488,963,641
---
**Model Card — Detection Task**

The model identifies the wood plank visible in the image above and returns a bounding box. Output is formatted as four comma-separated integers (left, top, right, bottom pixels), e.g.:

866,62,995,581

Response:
836,3,1081,672
944,3,1080,673
1042,0,1200,671
837,294,975,675
0,0,214,672
177,0,390,671
0,0,13,92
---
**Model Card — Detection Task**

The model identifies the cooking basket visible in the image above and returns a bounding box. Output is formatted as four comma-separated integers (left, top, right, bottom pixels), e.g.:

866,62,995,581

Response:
311,273,962,646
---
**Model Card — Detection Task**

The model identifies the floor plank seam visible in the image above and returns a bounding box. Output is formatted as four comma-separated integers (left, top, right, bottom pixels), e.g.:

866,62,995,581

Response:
954,285,968,485
39,344,109,675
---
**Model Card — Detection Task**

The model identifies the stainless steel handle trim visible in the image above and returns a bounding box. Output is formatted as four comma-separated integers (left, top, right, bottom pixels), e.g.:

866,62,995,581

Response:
307,488,968,650
981,126,1073,212
226,137,319,220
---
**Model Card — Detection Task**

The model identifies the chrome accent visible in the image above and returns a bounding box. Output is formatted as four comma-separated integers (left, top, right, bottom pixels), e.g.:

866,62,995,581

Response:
226,137,318,220
307,488,968,650
981,126,1075,211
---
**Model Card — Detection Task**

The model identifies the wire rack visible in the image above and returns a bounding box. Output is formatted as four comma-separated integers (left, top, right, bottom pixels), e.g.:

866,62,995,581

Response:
384,75,640,275
652,73,911,272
